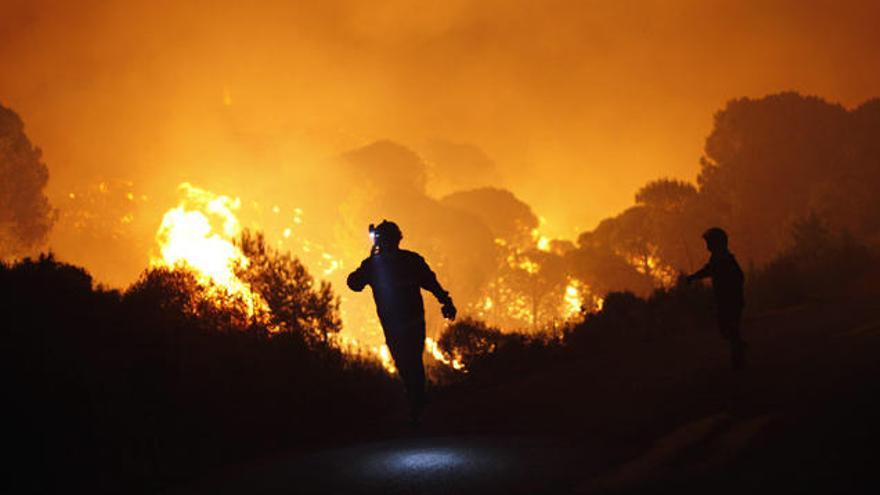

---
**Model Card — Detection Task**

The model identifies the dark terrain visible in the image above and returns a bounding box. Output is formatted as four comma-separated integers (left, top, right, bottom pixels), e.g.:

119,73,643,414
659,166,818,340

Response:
176,300,880,494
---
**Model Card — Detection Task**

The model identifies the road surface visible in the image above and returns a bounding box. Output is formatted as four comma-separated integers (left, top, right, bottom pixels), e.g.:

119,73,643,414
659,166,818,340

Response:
175,435,583,495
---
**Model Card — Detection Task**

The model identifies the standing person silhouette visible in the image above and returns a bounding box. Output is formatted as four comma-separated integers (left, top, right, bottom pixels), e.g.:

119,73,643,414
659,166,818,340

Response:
347,220,457,423
687,227,747,369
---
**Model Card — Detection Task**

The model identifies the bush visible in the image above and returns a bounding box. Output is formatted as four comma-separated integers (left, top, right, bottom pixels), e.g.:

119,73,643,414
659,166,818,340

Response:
438,318,563,383
237,230,342,342
1,254,396,494
748,215,878,311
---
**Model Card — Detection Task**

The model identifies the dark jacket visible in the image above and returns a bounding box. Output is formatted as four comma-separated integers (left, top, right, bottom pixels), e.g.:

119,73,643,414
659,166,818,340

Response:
690,250,745,310
347,249,451,329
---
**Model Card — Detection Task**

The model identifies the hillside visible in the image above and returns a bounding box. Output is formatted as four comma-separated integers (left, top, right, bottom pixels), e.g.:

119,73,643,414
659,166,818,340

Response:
179,299,880,494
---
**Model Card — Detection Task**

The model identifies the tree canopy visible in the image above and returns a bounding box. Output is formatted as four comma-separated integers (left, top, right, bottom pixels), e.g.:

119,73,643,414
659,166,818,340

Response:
0,104,54,257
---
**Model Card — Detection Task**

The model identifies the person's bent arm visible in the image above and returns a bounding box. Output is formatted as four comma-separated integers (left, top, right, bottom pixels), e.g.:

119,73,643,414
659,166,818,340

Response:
347,260,369,292
418,261,452,304
417,257,456,319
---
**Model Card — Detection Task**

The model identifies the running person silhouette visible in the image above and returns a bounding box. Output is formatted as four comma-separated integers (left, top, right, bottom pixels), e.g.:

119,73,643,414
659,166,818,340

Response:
347,220,456,423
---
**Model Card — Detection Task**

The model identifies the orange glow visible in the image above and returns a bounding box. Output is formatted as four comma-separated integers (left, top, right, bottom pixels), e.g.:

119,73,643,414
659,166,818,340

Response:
5,1,879,368
150,182,467,374
151,183,269,319
5,1,877,262
626,253,677,287
329,332,398,374
426,337,465,371
563,280,583,319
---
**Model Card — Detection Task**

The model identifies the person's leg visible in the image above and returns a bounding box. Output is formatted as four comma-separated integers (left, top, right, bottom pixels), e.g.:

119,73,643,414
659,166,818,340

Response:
385,322,427,421
399,327,426,420
730,309,746,369
719,307,746,369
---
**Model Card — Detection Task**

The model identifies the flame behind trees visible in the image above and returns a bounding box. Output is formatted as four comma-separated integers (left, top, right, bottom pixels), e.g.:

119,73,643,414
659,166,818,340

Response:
440,93,880,330
568,93,880,286
147,182,448,373
9,93,880,351
563,93,880,298
440,187,599,330
152,183,270,321
149,184,346,345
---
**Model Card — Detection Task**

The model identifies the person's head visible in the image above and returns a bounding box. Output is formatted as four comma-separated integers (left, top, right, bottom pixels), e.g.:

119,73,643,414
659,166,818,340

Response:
702,227,729,253
371,220,402,252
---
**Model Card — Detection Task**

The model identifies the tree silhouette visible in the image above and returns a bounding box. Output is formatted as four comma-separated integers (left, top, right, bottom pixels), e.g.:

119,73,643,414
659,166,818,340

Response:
441,187,539,248
634,178,705,273
0,104,55,257
489,247,571,331
237,229,342,342
697,92,880,264
570,92,880,295
565,237,655,298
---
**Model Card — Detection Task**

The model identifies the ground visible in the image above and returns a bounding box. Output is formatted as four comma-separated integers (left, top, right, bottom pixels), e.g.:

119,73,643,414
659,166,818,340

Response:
172,301,880,494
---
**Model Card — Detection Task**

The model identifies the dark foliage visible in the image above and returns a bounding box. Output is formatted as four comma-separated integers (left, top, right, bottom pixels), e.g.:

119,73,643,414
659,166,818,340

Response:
698,93,880,264
237,229,342,341
565,282,715,350
438,318,563,384
569,92,880,296
747,214,880,312
1,255,397,494
442,227,879,385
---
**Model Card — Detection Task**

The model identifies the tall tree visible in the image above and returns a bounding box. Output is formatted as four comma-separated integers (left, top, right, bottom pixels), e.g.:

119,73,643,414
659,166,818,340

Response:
698,92,854,264
441,187,539,248
635,178,704,272
0,104,55,257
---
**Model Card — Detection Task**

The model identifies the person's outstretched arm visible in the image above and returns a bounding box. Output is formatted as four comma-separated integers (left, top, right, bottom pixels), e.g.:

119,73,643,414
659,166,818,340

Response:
687,261,712,283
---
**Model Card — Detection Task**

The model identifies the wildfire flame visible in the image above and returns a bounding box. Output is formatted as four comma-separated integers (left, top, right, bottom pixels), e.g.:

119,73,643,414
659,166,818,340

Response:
151,182,466,375
426,337,465,371
563,280,583,318
151,182,269,319
329,332,398,374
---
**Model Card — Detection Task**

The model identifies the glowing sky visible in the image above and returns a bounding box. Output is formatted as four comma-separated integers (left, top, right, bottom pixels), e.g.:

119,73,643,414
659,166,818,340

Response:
2,0,879,239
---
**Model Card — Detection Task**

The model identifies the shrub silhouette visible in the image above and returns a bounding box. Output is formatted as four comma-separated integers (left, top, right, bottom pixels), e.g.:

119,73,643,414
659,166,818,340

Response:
438,318,563,383
2,253,396,494
748,214,878,311
237,229,342,342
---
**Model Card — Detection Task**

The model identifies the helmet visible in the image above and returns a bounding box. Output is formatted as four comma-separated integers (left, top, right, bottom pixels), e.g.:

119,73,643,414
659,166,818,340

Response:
371,220,402,246
702,227,728,249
